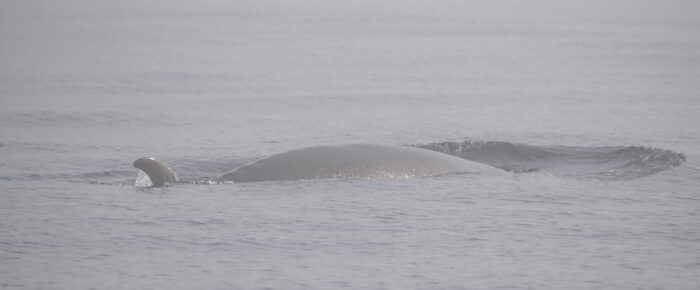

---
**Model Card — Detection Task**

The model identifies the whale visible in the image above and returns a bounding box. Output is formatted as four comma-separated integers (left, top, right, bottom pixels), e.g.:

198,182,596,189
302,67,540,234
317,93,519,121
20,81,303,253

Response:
133,144,505,187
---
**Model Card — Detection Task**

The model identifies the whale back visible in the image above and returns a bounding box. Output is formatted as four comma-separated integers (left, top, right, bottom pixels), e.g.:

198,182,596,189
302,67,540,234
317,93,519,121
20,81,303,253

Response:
218,144,503,183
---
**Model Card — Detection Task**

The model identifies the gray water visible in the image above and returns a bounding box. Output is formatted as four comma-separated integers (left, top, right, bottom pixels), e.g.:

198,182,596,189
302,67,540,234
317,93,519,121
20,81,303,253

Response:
1,0,700,289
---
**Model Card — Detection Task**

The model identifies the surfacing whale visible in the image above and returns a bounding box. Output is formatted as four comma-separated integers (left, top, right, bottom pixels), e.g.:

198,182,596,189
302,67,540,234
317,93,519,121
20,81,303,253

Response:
133,144,504,187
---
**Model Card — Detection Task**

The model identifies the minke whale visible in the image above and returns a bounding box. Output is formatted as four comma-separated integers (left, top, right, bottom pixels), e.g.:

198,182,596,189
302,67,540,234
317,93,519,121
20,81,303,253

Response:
133,144,504,187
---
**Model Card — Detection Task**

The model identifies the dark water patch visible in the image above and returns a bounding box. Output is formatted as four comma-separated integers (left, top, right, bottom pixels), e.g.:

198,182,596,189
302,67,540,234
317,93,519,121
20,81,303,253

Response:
2,141,112,153
27,174,43,180
5,110,151,126
417,140,685,180
2,169,137,186
80,170,135,179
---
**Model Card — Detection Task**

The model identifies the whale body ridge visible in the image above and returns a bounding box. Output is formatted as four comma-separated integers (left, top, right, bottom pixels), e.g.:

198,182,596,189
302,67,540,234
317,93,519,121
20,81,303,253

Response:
133,144,504,187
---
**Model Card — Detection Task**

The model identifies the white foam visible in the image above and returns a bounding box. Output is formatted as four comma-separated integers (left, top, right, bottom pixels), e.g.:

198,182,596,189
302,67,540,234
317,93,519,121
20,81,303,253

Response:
134,169,153,187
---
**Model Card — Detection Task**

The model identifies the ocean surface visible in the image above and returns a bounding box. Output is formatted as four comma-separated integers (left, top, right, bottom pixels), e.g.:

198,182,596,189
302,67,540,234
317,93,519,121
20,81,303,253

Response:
1,0,700,289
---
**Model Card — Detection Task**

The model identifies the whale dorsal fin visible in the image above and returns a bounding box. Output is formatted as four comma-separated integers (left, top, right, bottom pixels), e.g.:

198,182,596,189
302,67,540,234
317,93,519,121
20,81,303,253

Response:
133,157,180,187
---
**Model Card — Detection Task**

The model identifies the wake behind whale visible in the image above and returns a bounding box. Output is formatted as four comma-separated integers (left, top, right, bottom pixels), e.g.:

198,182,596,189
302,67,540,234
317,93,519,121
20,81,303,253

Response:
418,140,686,180
133,141,685,187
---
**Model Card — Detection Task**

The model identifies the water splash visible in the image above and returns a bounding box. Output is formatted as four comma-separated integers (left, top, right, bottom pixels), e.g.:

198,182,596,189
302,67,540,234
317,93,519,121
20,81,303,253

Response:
134,169,153,187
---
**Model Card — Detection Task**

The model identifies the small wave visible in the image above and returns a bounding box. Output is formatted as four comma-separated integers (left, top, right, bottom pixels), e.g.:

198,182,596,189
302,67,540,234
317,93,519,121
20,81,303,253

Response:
417,141,685,180
6,110,149,126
